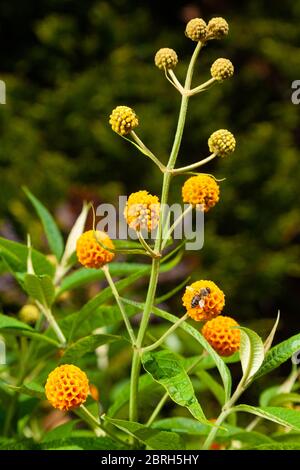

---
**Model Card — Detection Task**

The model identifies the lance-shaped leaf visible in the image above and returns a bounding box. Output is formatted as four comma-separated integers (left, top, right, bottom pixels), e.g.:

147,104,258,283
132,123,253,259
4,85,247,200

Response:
59,202,89,268
105,417,184,450
142,350,208,424
60,334,121,363
24,188,64,260
239,327,264,383
24,274,55,308
253,332,300,381
232,405,300,430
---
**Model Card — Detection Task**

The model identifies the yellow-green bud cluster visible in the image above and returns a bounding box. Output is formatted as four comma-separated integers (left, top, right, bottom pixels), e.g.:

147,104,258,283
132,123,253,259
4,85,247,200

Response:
154,48,178,70
19,304,40,324
208,129,236,157
207,17,229,39
211,58,234,81
185,18,207,42
109,106,139,135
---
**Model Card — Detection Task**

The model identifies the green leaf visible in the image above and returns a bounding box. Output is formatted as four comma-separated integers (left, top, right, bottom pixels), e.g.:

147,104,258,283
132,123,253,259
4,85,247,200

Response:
251,443,300,450
24,188,64,260
122,299,232,401
57,263,150,296
0,438,38,450
269,393,300,407
24,274,55,307
61,334,121,363
0,313,33,331
142,350,208,424
239,327,265,383
253,333,300,381
105,417,184,450
107,374,157,417
233,405,300,430
152,418,274,445
58,305,137,341
259,385,280,407
0,237,54,277
42,421,79,442
42,435,127,450
196,369,225,406
8,382,45,400
69,269,148,340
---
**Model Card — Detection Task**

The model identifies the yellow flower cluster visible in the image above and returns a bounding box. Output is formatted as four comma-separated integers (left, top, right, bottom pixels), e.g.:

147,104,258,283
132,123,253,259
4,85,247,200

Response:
211,58,234,82
109,105,138,135
208,129,236,157
45,364,89,411
154,48,178,70
124,190,160,231
76,230,115,269
182,280,225,322
202,316,240,356
185,18,207,42
182,174,220,211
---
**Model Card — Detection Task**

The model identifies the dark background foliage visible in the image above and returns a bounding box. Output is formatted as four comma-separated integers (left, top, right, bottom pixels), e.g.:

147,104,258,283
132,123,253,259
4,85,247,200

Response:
0,0,300,342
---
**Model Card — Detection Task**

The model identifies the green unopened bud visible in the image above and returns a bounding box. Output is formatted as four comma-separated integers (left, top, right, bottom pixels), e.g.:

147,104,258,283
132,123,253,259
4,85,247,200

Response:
185,18,207,42
211,58,234,81
154,48,178,70
207,17,229,40
19,304,40,324
208,129,236,157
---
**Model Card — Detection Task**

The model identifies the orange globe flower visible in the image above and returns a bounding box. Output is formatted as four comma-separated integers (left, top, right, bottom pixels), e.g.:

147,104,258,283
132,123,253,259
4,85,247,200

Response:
76,230,115,269
45,364,89,411
182,280,225,321
202,316,240,357
124,190,160,231
182,174,220,211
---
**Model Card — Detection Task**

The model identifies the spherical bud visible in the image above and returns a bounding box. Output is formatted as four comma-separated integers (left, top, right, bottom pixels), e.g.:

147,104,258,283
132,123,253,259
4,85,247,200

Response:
19,304,40,324
76,230,115,269
109,106,138,135
202,316,240,356
211,58,234,81
185,18,207,42
45,364,89,411
154,48,178,70
207,17,229,40
208,129,236,157
182,174,220,212
182,280,225,321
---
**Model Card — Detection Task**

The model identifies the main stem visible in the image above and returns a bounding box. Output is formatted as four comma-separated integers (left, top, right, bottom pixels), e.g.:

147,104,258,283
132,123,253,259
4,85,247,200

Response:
129,42,202,424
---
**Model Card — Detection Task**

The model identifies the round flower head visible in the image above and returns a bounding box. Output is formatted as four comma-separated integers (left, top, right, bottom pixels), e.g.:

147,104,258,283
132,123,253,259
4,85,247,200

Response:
207,17,229,39
19,304,40,324
155,48,178,70
185,18,207,42
208,129,236,157
182,174,220,212
45,364,89,411
211,58,234,82
182,280,225,321
124,190,160,231
202,316,240,356
109,105,138,135
76,230,115,269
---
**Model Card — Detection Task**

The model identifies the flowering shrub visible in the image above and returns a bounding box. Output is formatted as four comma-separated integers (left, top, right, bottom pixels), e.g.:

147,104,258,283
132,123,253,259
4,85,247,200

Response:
0,16,300,451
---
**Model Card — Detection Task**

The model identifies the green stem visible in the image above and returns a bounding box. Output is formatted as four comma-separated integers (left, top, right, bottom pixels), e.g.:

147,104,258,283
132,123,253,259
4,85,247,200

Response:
130,131,166,172
171,153,217,175
37,302,66,347
202,408,231,450
142,313,188,353
129,41,202,426
137,231,160,259
161,205,193,250
102,265,136,345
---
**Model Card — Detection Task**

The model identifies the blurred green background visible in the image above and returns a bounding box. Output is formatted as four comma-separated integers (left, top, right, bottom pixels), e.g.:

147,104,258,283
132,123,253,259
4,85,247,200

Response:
0,0,300,341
